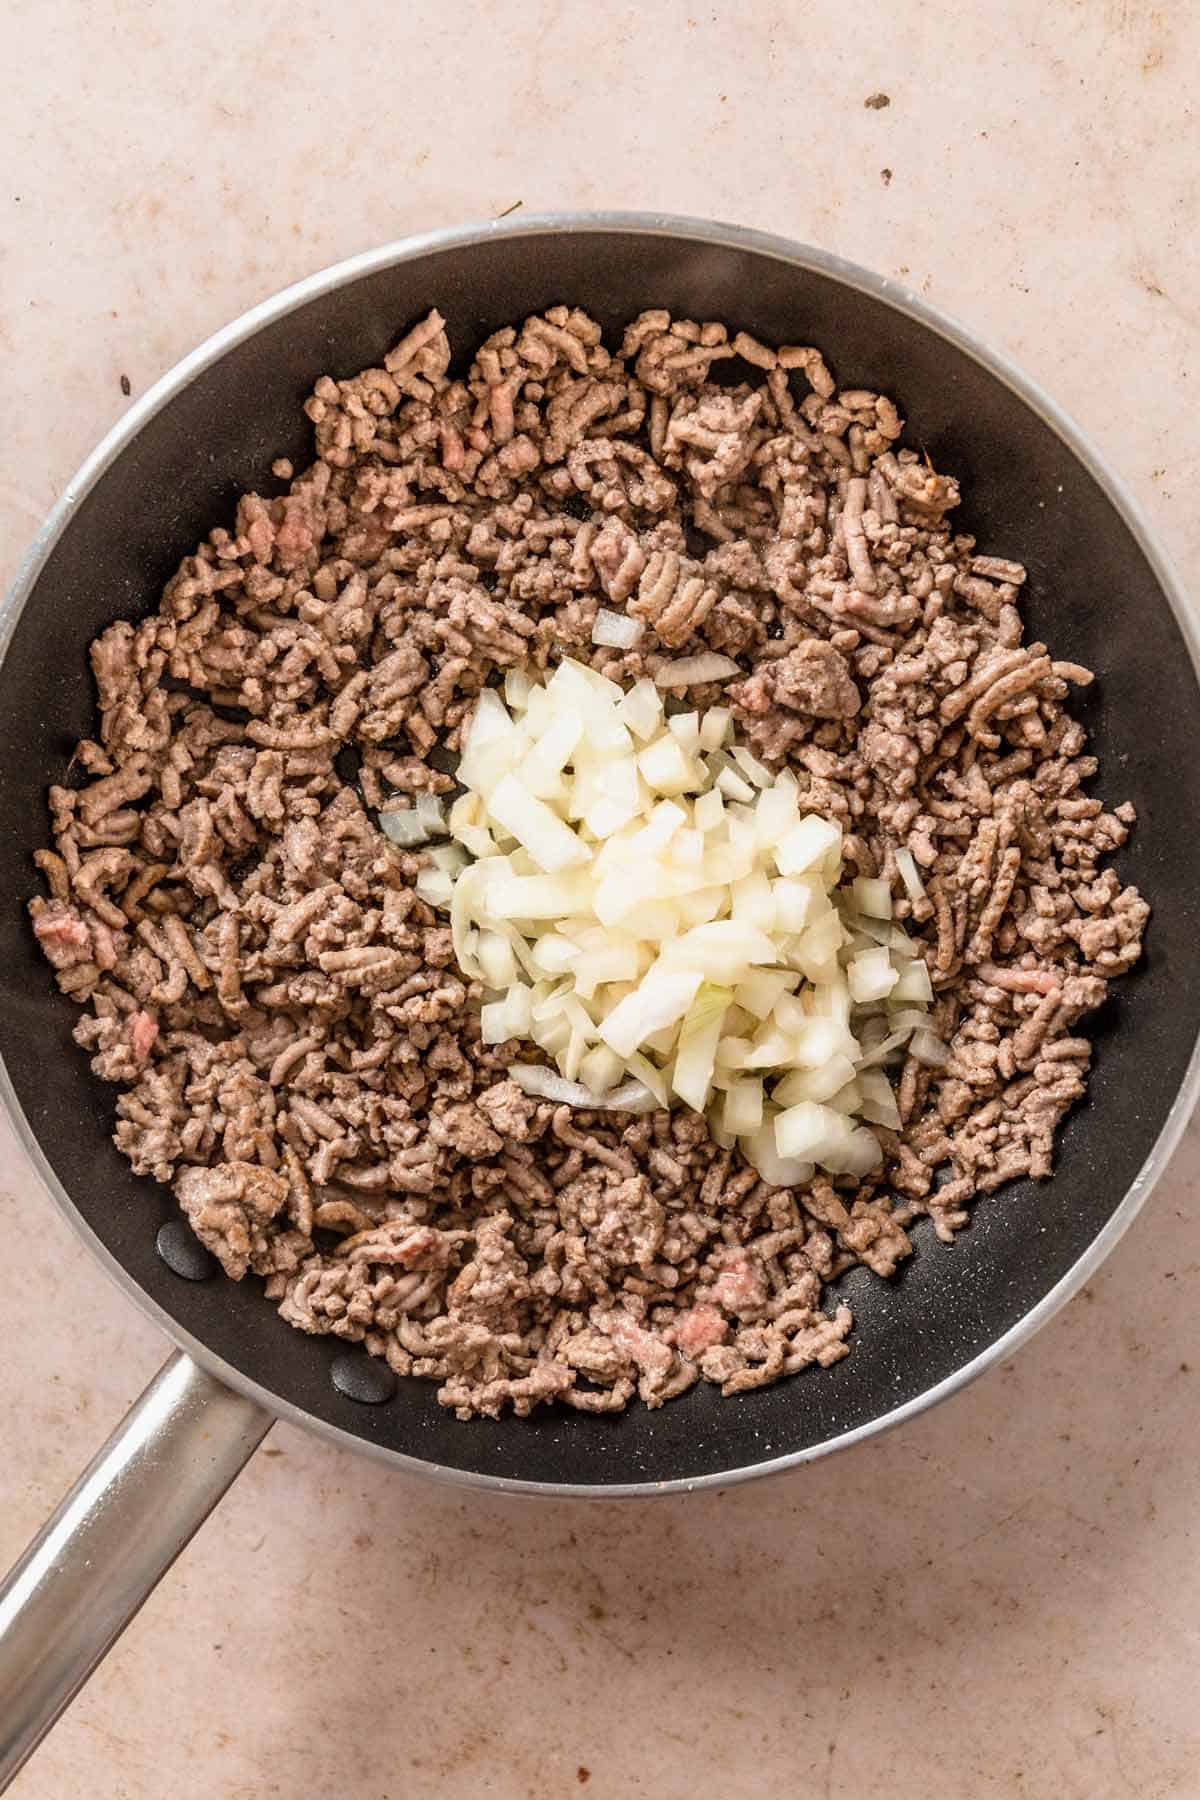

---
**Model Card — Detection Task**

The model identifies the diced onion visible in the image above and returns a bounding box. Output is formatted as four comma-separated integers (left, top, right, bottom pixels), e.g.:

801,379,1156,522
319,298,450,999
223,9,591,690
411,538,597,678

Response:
776,816,843,878
617,678,663,740
731,746,772,789
638,734,699,797
415,792,446,835
667,711,701,755
741,1115,815,1188
379,807,428,846
601,968,703,1058
847,946,900,1003
858,1067,902,1130
671,984,731,1110
723,1079,764,1134
426,657,933,1182
909,1028,951,1067
428,842,469,876
578,1043,625,1094
716,765,756,804
694,788,724,833
592,607,644,649
852,876,892,919
891,958,934,1005
508,1063,658,1111
895,846,927,902
489,774,590,873
415,868,453,907
699,708,732,750
773,1055,857,1107
654,653,741,689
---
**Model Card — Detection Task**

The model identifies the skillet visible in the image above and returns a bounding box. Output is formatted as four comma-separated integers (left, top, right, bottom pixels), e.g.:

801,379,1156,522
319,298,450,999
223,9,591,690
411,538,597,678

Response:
0,213,1197,1787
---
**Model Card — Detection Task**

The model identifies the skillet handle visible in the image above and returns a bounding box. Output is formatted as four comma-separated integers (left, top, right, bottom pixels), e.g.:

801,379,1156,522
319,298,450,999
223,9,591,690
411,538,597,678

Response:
0,1350,272,1791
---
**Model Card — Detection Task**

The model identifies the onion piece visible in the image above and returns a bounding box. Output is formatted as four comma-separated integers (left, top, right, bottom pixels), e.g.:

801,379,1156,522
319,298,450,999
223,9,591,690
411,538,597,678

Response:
716,765,756,804
909,1028,951,1067
734,968,798,1019
699,707,732,750
722,1079,764,1134
730,870,775,931
753,779,799,847
848,946,900,1003
856,1025,918,1069
741,1115,814,1188
772,1054,857,1107
415,792,447,835
481,986,532,1044
415,867,453,907
731,746,772,789
671,984,731,1111
776,815,843,878
624,1049,670,1108
653,653,741,689
895,846,927,902
477,930,518,988
694,788,724,832
667,711,701,755
436,660,930,1175
852,876,892,919
617,678,663,740
671,827,704,868
518,713,583,797
775,1102,882,1176
592,607,644,649
508,1063,658,1111
578,1042,625,1094
890,958,933,1005
379,807,428,846
449,860,496,979
488,774,590,873
858,1067,902,1129
638,734,699,797
660,918,777,983
600,967,703,1058
428,842,469,876
487,870,593,920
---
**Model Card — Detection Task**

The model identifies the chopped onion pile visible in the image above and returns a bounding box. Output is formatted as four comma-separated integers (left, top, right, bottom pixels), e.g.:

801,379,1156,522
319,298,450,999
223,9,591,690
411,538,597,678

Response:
418,659,940,1185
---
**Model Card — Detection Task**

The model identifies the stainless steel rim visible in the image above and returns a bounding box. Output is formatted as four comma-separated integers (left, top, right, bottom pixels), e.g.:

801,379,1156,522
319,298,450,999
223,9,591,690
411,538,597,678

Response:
3,209,1198,1499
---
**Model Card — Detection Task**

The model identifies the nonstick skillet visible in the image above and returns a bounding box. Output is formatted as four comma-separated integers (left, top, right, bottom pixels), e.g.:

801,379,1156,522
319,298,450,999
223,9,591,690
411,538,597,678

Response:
0,214,1196,1789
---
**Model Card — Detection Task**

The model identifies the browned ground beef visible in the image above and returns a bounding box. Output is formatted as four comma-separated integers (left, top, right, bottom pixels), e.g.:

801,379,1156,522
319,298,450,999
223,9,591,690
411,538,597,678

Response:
29,305,1149,1418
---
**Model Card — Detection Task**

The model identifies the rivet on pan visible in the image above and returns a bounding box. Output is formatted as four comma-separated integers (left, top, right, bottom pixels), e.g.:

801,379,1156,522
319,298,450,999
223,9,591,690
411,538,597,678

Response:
155,1218,216,1282
330,1353,397,1405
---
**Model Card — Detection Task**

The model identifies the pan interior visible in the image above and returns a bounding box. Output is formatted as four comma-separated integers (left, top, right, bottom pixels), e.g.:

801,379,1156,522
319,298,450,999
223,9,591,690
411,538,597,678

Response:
2,222,1196,1488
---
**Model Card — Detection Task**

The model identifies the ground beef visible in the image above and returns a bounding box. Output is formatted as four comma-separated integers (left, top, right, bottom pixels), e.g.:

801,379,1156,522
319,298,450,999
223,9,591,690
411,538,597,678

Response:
29,304,1148,1419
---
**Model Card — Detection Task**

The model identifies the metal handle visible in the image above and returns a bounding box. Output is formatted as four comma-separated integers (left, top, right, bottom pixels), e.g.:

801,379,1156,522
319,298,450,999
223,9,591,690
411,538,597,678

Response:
0,1350,273,1790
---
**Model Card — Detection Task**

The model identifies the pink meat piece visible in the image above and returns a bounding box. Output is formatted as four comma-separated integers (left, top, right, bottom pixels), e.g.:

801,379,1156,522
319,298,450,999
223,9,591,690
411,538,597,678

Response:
673,1304,729,1360
33,908,91,968
440,423,466,471
273,499,316,569
128,1011,159,1062
596,1309,673,1376
713,1255,767,1314
91,921,119,970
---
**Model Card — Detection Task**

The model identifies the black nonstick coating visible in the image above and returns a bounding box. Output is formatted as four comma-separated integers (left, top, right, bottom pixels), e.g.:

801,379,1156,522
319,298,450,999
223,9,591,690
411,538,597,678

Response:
1,219,1196,1490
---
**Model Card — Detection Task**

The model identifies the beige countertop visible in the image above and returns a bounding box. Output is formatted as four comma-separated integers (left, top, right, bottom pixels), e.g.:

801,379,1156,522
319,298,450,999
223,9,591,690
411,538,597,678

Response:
3,2,1199,1794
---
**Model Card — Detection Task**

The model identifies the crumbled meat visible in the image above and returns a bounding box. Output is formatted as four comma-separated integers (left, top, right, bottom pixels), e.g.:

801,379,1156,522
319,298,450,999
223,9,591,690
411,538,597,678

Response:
175,1161,289,1279
738,637,861,723
30,304,1148,1420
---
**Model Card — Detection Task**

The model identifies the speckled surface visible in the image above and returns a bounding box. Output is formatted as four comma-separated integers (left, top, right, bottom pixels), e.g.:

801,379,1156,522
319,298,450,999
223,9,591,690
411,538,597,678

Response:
3,3,1199,1795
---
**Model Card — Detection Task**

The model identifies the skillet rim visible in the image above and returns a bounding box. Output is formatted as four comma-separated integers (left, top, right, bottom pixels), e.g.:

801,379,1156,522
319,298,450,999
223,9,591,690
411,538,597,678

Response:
2,209,1197,1498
